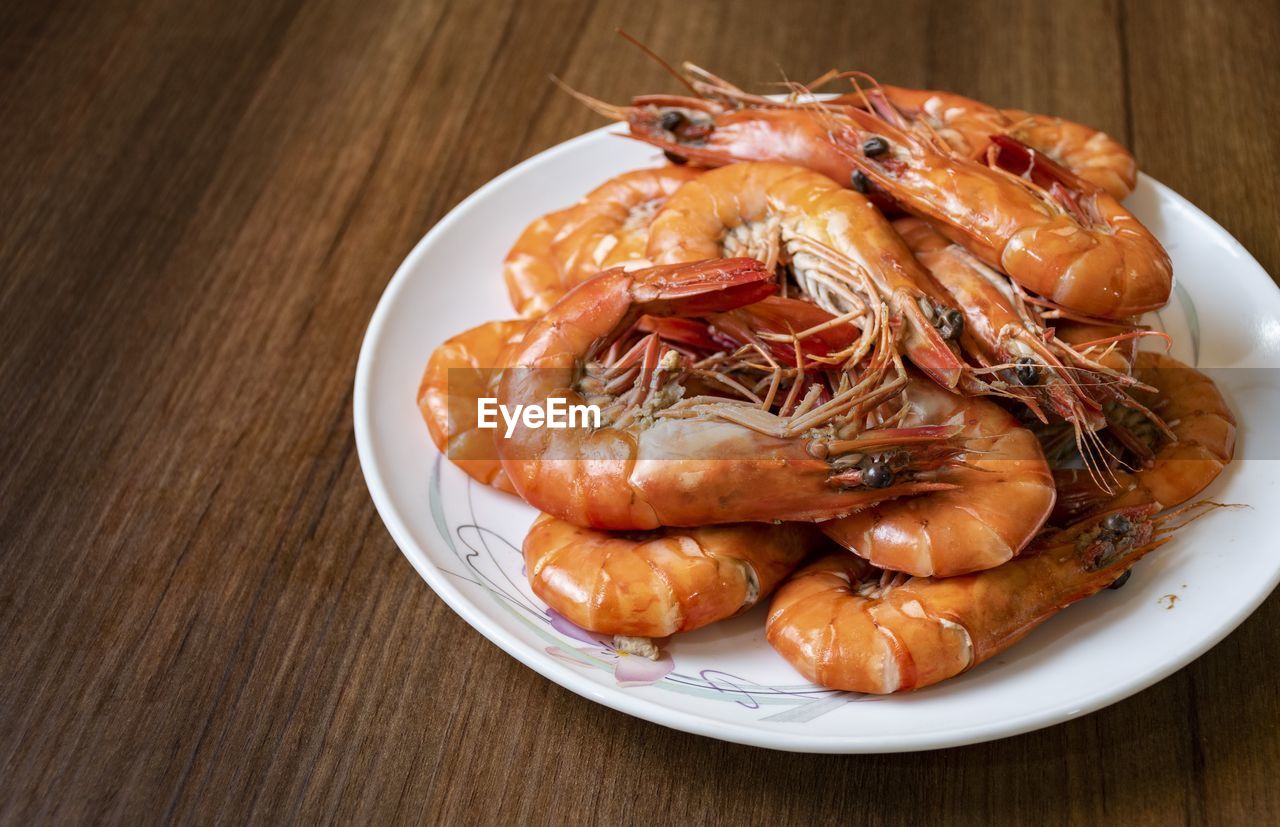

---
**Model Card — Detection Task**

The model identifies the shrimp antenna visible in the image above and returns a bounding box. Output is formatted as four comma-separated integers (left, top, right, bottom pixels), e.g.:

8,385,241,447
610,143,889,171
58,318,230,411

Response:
688,63,778,108
781,77,843,135
615,29,700,97
549,75,628,121
1154,500,1247,535
842,71,957,156
803,68,845,92
1070,329,1173,353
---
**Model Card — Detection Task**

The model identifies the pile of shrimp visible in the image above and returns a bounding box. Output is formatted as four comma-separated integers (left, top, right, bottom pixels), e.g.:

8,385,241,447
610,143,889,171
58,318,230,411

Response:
415,53,1238,694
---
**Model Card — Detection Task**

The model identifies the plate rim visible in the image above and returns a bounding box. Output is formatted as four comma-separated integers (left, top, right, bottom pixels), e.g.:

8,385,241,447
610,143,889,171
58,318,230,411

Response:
353,123,1280,753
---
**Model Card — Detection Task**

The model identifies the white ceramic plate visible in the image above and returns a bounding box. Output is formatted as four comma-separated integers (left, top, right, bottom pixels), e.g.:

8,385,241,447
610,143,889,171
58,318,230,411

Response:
354,123,1280,753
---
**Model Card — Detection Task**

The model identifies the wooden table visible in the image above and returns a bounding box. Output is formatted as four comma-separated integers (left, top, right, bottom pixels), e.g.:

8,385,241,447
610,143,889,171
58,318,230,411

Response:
4,0,1278,822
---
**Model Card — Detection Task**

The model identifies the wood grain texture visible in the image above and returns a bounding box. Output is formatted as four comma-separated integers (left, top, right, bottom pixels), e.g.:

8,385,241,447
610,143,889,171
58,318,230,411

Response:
2,0,1277,823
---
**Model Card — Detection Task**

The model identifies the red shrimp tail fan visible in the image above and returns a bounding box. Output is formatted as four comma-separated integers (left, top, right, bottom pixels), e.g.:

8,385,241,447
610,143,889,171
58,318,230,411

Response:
632,258,778,316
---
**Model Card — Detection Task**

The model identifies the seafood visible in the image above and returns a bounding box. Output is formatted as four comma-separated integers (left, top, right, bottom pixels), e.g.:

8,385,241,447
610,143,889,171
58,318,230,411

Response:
820,376,1056,577
833,102,1172,320
707,294,863,368
496,258,966,529
1001,108,1137,201
524,514,821,637
569,85,864,187
1053,352,1236,521
552,166,702,284
822,81,1137,200
573,67,1170,319
574,65,1135,199
418,319,533,493
503,167,700,317
646,161,970,389
894,216,1163,480
411,54,1244,698
503,207,574,318
1050,316,1143,376
769,503,1189,693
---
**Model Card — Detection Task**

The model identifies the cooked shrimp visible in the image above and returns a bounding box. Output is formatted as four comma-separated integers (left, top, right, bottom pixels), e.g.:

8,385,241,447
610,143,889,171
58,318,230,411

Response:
570,87,859,183
524,514,822,637
769,503,1194,693
504,207,574,318
1001,108,1137,200
820,376,1055,577
833,84,1008,158
552,166,701,284
571,71,1169,319
418,319,532,493
894,216,1165,483
497,258,966,529
702,70,1138,200
1053,352,1236,522
832,102,1171,320
646,162,970,389
821,81,1137,200
503,167,700,317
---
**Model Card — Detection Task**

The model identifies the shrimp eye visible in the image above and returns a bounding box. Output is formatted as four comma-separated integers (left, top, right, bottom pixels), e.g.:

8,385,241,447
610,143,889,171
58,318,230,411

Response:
934,307,965,341
863,136,890,157
1106,569,1133,590
664,150,688,165
850,170,871,193
863,461,894,489
1013,357,1042,385
1101,513,1131,536
659,110,686,133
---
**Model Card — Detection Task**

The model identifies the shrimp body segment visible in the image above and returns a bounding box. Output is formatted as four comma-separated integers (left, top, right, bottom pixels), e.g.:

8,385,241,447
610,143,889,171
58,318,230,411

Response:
769,505,1165,693
504,207,575,318
1001,108,1137,200
1054,352,1236,521
552,166,703,285
418,319,532,494
821,377,1055,577
503,167,700,317
497,259,963,529
524,514,821,637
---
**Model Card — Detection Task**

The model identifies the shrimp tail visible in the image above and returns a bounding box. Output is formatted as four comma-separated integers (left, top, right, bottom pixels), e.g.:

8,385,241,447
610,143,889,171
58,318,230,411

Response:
628,257,777,315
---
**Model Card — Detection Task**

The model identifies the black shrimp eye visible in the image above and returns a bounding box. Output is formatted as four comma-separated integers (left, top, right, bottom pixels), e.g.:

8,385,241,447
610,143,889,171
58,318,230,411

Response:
863,136,890,157
1107,569,1133,590
1101,513,1131,535
850,170,871,193
1013,357,1042,385
663,150,688,166
658,110,686,133
863,461,894,489
934,307,964,341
